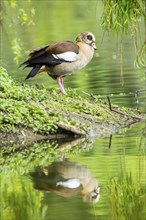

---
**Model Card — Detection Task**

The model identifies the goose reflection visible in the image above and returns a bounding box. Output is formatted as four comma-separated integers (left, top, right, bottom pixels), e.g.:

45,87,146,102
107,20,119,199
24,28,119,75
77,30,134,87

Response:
30,160,100,203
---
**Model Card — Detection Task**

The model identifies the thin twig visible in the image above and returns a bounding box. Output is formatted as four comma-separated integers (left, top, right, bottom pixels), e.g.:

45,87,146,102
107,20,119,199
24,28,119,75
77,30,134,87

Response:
107,96,112,111
107,96,142,120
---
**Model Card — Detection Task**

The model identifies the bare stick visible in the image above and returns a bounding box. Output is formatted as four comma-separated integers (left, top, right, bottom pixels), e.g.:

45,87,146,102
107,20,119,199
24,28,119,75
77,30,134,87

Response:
107,96,142,120
107,96,112,111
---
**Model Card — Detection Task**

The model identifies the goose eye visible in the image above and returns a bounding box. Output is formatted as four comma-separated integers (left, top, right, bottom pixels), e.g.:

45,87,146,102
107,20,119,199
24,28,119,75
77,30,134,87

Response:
87,34,93,41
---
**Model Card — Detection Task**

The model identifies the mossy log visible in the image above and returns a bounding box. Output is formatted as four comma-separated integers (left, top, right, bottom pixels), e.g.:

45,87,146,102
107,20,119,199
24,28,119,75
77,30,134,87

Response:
0,66,144,146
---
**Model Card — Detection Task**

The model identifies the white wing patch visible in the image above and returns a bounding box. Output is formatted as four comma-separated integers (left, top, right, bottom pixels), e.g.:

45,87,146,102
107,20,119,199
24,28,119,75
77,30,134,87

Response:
52,52,77,62
56,179,80,188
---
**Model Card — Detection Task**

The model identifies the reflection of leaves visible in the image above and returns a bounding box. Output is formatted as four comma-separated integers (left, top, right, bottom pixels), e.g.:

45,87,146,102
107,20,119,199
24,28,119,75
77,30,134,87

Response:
18,8,35,26
135,41,146,69
0,138,92,174
11,38,22,65
7,0,16,9
18,8,28,25
1,1,35,64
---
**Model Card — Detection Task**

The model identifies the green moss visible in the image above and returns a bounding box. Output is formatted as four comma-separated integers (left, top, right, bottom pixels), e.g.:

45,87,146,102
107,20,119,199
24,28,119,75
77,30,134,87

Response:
0,66,59,134
0,66,143,137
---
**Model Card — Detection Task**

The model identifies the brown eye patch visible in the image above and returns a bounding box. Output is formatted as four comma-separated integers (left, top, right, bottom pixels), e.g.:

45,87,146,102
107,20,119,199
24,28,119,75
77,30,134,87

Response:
87,34,93,41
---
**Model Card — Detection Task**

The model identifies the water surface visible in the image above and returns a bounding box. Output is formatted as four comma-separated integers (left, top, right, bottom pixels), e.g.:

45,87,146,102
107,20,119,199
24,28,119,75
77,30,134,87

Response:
1,122,145,220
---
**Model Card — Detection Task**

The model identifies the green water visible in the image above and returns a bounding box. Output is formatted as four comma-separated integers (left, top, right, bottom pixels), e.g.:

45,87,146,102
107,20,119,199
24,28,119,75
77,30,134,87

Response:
0,121,145,220
0,1,146,220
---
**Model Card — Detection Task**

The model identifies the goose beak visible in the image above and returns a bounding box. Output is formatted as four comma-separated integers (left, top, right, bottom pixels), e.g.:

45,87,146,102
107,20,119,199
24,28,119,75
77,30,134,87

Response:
92,42,97,50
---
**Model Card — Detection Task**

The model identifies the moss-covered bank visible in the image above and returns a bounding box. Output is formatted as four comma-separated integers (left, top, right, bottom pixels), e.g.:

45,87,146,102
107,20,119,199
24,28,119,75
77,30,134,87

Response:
0,66,144,146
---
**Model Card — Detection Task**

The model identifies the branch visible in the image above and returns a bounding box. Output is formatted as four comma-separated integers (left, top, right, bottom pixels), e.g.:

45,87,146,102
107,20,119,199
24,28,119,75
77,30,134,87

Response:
107,96,142,121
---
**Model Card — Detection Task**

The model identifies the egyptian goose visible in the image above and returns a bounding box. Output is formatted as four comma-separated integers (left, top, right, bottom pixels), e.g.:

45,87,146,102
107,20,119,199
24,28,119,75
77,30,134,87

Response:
21,32,96,94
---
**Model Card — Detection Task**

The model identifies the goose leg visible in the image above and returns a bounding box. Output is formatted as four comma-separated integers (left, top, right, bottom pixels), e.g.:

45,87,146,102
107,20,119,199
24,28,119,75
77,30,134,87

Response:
56,76,66,94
